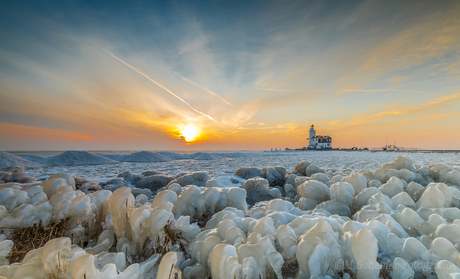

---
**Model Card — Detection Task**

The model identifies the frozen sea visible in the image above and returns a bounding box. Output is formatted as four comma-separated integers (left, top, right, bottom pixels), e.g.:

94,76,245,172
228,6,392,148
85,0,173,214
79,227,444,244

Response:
15,150,460,184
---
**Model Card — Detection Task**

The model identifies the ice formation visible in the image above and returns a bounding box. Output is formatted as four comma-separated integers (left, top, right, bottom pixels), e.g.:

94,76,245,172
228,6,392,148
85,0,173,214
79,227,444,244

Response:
1,153,460,278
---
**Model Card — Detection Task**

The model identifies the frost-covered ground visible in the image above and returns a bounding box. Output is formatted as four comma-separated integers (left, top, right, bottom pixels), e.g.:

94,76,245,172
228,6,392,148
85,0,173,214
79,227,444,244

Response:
1,150,460,279
9,150,460,184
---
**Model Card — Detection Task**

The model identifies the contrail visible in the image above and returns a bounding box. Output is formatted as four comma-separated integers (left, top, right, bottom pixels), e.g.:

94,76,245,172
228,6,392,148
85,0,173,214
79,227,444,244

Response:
180,76,234,106
87,39,218,123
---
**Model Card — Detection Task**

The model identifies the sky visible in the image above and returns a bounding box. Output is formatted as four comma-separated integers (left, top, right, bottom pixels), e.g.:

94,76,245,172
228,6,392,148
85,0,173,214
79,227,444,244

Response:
1,0,460,151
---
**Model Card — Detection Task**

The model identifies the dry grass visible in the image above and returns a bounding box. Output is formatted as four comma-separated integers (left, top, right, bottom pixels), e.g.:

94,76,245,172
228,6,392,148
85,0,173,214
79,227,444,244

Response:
337,269,357,279
47,252,69,279
196,214,210,228
379,262,392,279
158,222,186,255
6,218,69,264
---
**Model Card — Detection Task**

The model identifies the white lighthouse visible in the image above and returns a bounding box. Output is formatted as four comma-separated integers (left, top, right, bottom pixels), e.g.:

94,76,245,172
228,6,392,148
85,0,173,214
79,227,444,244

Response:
307,124,332,149
308,125,316,148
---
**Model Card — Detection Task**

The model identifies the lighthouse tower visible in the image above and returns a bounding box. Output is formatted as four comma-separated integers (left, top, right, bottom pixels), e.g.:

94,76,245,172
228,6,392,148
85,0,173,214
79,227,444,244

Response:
308,124,316,148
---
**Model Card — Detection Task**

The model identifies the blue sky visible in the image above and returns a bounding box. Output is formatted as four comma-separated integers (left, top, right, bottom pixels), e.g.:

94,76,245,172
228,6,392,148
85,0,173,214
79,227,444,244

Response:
1,0,459,150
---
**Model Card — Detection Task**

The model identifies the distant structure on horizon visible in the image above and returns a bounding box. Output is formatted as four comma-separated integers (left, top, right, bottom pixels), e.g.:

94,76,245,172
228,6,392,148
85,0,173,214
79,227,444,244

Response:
308,124,332,149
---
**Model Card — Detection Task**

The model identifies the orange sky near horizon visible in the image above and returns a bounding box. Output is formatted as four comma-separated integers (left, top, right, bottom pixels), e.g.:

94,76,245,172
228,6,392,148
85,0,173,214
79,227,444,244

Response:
1,0,460,151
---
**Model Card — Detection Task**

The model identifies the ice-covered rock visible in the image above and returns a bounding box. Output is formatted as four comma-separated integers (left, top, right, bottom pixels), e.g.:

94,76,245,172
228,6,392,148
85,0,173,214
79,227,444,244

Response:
315,200,351,216
298,180,330,204
416,184,451,209
262,167,285,186
234,167,264,179
306,164,324,176
243,178,281,205
393,257,415,279
391,192,416,209
166,171,211,187
346,172,367,195
294,161,311,176
296,221,342,277
394,155,416,171
329,182,354,207
173,186,248,220
379,176,404,198
135,174,173,191
108,187,134,240
352,229,380,279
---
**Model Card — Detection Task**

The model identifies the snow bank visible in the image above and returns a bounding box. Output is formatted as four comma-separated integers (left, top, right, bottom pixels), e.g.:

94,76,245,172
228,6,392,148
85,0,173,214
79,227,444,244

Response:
0,151,40,168
44,151,117,166
122,151,172,162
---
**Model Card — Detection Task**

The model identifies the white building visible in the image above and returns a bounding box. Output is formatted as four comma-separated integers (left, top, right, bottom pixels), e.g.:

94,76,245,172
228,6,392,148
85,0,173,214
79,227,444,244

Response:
308,124,332,149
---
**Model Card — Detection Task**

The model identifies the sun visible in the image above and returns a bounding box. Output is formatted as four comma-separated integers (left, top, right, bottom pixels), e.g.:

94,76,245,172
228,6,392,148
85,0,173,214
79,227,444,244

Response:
180,124,199,142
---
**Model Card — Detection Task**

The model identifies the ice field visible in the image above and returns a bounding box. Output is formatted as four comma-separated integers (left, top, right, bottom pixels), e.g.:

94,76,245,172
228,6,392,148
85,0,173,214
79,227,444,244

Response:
1,150,460,278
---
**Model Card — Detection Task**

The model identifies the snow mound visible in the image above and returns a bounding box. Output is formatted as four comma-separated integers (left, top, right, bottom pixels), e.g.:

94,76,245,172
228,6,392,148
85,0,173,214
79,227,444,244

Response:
193,153,221,160
44,151,117,166
122,151,171,162
16,154,46,164
0,151,41,168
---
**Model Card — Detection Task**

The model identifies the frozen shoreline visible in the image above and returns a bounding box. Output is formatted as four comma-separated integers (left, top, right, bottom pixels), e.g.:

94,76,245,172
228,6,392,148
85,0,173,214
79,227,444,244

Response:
1,152,460,278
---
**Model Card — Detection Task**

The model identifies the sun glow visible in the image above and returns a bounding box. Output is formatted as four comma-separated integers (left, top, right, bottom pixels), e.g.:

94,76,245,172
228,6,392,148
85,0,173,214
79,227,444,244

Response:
180,124,199,142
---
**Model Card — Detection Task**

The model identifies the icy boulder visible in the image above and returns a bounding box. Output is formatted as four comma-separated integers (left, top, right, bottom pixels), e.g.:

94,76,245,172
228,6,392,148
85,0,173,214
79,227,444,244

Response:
435,260,460,279
41,176,73,199
234,167,265,179
0,166,36,183
103,178,127,192
352,229,380,279
315,200,351,217
379,176,404,198
352,187,381,212
237,237,283,278
117,170,141,184
294,161,311,176
173,186,248,220
166,171,211,187
391,192,416,209
298,180,330,204
108,187,135,240
433,223,460,244
392,257,415,279
296,221,342,277
0,187,30,212
429,163,451,181
135,174,173,191
430,237,459,264
310,173,330,184
262,167,285,186
243,178,281,205
394,155,416,171
329,182,354,207
416,183,452,209
406,182,425,200
306,164,324,176
346,172,367,195
157,251,181,278
439,169,460,186
210,244,239,279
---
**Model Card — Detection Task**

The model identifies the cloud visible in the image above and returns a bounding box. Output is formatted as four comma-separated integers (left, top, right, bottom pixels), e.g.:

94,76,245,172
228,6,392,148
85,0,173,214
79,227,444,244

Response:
441,61,460,74
339,1,460,86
